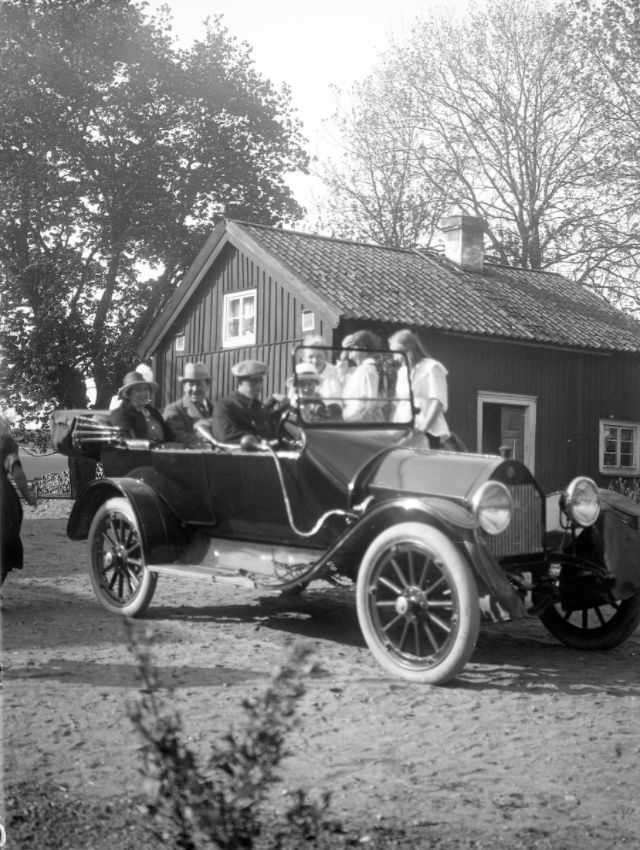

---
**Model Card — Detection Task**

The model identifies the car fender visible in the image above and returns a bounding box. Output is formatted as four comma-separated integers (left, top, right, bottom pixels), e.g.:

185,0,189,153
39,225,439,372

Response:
348,495,476,547
335,496,524,622
67,477,186,563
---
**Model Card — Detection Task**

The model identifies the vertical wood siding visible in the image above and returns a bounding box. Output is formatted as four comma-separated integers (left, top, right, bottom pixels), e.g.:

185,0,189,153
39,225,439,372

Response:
421,332,640,492
153,243,335,410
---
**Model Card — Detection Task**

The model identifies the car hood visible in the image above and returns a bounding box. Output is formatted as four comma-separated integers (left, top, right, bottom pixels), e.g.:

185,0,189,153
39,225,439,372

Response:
303,428,504,503
363,447,504,503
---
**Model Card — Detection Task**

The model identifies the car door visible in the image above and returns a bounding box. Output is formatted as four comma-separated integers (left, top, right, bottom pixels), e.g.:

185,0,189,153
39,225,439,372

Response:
205,446,347,547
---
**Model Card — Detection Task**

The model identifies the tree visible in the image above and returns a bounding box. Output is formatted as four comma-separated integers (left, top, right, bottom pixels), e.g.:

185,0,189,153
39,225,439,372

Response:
571,0,640,312
317,78,449,248
318,0,640,312
0,0,308,412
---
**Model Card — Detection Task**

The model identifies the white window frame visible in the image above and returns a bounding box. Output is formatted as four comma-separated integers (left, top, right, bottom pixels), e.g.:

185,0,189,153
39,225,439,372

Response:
477,391,537,471
175,331,185,352
599,419,640,475
222,289,257,348
301,310,315,332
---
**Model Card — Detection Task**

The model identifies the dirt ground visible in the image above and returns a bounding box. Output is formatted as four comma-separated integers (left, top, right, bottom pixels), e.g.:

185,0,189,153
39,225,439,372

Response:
2,501,640,849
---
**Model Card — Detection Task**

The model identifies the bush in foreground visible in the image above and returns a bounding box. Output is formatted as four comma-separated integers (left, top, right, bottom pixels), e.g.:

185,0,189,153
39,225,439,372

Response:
126,625,346,849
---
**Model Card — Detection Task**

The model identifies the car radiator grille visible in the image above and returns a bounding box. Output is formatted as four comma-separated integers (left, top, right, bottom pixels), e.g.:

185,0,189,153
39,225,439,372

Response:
485,481,544,558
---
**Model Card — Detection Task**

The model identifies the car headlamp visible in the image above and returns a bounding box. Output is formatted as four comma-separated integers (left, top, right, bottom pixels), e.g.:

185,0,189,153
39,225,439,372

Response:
562,477,600,527
472,481,513,535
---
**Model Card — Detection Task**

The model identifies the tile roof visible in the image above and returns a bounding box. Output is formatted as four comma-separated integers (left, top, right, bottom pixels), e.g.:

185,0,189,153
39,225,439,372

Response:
236,220,640,354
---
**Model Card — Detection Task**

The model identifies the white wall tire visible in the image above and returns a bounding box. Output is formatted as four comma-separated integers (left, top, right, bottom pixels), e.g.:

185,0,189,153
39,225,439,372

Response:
356,522,480,684
88,497,157,617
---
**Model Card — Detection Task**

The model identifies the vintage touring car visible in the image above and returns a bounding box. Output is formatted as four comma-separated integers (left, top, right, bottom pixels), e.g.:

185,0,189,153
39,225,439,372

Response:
57,347,640,684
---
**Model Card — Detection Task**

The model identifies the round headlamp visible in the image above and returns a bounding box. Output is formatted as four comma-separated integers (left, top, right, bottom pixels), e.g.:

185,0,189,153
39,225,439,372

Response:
472,481,513,535
563,477,600,527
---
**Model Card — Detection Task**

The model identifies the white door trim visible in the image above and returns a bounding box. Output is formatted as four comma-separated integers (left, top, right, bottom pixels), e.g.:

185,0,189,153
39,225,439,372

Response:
477,391,537,471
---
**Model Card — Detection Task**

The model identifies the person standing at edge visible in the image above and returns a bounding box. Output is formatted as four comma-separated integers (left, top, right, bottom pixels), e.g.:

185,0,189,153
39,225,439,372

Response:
163,362,213,447
1,412,37,585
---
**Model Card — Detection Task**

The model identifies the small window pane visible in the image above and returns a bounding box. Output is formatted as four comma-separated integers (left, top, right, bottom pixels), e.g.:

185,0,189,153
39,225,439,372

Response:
223,290,257,347
600,420,638,474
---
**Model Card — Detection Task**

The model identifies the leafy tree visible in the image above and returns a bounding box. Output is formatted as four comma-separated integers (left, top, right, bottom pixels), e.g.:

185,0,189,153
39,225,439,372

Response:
572,0,640,312
0,0,308,412
319,0,640,312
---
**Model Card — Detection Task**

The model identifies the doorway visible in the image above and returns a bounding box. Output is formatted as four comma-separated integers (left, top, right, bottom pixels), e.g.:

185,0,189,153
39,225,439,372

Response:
477,392,537,470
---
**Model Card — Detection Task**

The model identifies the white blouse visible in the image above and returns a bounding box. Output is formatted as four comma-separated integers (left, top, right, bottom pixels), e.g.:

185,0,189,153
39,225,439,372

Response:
394,358,450,437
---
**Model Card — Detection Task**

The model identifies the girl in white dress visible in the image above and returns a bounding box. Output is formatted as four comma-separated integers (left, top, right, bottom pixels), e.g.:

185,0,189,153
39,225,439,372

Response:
388,329,451,447
339,330,384,422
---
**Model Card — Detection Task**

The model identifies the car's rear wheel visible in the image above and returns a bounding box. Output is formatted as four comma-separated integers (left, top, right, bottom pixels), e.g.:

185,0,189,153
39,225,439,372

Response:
356,522,480,684
539,590,640,650
88,497,157,616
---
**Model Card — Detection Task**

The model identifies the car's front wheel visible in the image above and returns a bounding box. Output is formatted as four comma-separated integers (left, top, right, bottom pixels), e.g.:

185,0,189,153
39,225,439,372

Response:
88,497,157,616
356,522,480,684
539,590,640,650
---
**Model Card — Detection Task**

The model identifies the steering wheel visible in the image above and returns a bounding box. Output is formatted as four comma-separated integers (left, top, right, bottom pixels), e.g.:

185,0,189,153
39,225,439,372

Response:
275,407,305,451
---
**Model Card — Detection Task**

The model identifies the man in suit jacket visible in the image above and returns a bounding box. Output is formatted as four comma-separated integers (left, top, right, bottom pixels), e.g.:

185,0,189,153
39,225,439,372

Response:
163,362,213,447
210,359,286,443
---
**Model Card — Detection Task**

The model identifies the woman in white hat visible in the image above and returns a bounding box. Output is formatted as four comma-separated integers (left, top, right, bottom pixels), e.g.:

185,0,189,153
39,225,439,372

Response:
109,371,174,444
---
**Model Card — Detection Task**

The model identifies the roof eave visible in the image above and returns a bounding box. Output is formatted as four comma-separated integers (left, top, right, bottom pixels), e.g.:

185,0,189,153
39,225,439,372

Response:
137,219,229,359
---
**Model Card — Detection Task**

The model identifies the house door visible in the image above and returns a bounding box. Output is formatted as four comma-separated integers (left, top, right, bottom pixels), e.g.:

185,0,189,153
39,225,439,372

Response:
500,406,525,462
477,392,537,470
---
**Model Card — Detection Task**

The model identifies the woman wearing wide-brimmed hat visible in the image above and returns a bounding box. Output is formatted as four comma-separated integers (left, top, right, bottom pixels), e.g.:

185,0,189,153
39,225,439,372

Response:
109,370,174,444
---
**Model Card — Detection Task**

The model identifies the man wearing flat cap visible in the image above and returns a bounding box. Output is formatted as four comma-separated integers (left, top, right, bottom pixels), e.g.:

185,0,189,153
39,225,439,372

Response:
210,359,287,443
163,362,213,447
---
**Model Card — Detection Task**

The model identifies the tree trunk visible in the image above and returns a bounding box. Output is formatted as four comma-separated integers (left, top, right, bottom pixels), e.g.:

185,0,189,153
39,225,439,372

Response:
92,360,118,411
57,369,88,409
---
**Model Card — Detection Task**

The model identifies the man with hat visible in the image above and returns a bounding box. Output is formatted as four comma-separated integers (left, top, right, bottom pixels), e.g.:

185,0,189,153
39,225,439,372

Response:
109,370,174,443
209,359,287,443
163,362,213,447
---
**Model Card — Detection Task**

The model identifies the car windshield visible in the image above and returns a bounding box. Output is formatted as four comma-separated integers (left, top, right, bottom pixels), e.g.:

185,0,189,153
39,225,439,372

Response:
291,345,413,427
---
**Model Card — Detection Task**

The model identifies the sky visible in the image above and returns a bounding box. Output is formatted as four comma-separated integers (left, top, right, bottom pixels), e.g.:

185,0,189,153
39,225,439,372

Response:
147,0,461,212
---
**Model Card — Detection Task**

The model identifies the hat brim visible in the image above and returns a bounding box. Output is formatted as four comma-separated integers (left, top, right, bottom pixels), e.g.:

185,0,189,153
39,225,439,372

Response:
288,375,321,385
118,380,159,399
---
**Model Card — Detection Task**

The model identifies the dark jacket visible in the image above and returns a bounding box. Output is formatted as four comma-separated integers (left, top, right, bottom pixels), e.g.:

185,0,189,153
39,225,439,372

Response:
163,396,212,446
1,431,24,578
109,402,174,443
210,392,280,443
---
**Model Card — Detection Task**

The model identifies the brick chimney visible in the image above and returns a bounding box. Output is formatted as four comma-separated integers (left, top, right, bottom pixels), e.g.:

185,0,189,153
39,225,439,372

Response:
437,211,486,273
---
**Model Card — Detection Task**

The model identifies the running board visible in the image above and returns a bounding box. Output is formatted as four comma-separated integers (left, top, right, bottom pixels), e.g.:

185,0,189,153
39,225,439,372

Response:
150,563,257,588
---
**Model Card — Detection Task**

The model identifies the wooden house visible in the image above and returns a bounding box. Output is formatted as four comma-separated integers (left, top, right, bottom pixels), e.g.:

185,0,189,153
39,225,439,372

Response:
138,215,640,493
